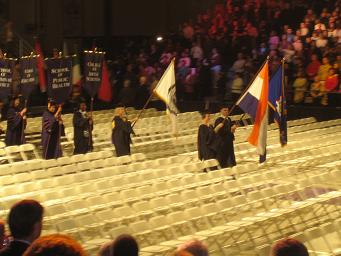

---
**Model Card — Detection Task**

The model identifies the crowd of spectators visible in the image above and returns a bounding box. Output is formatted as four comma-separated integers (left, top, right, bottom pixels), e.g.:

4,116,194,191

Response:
0,199,312,256
0,0,340,109
101,0,340,108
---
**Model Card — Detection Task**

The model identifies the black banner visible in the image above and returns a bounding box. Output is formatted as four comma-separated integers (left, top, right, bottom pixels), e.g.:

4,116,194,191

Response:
20,56,38,99
46,57,72,104
83,51,104,97
0,58,15,99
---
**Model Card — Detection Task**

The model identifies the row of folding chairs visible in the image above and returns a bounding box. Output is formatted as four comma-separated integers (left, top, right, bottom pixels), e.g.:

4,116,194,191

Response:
30,167,341,229
50,188,341,256
0,160,219,212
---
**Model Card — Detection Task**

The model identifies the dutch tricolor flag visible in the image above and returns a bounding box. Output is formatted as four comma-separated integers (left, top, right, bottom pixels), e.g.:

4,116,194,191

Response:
237,61,269,163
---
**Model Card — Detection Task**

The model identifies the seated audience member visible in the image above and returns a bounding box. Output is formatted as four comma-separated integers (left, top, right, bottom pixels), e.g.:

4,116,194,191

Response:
23,234,86,256
306,54,321,81
310,76,325,104
177,240,208,256
324,68,339,92
231,72,244,102
317,57,332,81
293,71,308,103
0,220,5,250
118,80,136,107
271,238,309,256
0,200,44,256
98,235,138,256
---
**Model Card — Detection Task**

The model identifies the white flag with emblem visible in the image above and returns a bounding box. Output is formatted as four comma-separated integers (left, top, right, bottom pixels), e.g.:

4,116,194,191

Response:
154,58,179,135
154,58,179,115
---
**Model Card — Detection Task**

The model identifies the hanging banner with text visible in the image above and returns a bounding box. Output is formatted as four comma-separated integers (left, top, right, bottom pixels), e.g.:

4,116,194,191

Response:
45,56,72,104
19,56,38,99
83,51,104,97
0,58,15,99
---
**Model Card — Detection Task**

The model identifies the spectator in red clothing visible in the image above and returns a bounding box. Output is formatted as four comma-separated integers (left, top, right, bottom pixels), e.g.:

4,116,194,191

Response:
183,23,194,40
324,68,339,92
306,54,321,81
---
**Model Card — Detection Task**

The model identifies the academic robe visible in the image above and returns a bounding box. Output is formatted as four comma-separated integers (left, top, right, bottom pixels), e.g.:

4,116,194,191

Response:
41,110,64,159
214,117,236,168
197,124,216,161
112,116,134,157
73,111,93,154
5,107,26,146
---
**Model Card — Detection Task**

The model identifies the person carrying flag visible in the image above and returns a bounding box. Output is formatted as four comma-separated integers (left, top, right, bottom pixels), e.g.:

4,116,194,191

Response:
5,96,27,146
214,104,237,168
41,100,64,159
197,111,217,162
73,98,93,154
111,104,134,157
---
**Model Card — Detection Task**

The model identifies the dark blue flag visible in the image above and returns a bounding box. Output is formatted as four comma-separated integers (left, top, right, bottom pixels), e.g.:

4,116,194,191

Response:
45,57,73,104
20,56,39,99
0,58,15,99
269,65,287,146
83,51,104,97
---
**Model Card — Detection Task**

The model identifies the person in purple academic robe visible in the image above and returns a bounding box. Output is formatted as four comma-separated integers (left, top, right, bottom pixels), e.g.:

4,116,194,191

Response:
41,100,64,159
5,96,27,146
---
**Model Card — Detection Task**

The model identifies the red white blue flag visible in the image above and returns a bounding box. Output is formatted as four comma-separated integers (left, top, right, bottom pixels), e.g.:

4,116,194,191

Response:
237,61,269,163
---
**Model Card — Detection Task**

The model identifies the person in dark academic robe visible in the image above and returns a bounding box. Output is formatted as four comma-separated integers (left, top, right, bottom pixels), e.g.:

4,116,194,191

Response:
198,111,216,161
111,104,134,157
214,105,237,168
41,101,64,159
73,100,93,154
5,96,27,146
0,100,5,135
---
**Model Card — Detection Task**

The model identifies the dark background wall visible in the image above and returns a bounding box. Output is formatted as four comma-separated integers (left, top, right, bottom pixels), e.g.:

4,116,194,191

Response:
2,0,218,53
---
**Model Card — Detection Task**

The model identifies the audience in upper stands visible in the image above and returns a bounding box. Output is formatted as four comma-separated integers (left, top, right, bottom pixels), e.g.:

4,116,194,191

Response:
23,234,86,256
0,200,43,256
98,234,139,256
94,0,340,107
271,238,309,256
0,1,340,109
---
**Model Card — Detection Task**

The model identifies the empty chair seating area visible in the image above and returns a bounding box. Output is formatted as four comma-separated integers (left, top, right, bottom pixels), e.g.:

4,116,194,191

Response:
0,112,340,255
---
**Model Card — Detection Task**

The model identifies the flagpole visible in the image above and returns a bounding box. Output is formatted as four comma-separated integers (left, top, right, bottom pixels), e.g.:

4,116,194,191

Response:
131,93,154,128
280,57,287,146
57,104,63,157
227,56,270,117
132,58,175,128
20,99,27,144
89,97,94,151
281,57,285,114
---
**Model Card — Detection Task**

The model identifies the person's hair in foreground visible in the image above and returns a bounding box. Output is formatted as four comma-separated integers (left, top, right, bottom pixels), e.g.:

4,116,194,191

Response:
171,250,193,256
271,238,309,256
23,234,86,256
176,239,208,256
98,234,138,256
8,199,44,240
